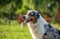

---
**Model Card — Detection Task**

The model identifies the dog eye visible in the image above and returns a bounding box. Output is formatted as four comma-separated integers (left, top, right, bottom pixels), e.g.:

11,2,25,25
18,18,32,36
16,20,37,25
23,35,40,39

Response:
30,19,33,21
29,13,31,16
29,13,35,16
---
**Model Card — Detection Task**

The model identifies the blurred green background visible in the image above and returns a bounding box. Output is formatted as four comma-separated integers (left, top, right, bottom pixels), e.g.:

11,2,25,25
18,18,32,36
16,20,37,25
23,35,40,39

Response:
0,0,60,39
0,0,60,23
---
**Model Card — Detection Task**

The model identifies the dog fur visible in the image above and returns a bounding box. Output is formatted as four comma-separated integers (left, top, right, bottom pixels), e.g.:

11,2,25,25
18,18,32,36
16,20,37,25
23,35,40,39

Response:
21,10,60,39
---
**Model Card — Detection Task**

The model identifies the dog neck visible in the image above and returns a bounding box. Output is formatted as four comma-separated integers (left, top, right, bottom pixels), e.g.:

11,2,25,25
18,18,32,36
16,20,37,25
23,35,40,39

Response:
37,15,49,26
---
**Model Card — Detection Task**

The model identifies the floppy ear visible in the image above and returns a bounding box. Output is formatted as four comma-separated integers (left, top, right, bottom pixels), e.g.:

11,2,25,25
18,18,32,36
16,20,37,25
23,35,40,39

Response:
34,12,40,19
36,12,40,19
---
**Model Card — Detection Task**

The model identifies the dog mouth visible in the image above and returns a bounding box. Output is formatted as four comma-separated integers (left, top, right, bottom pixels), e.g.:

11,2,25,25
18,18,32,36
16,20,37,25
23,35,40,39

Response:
23,19,33,24
22,15,33,24
23,19,29,23
22,16,29,23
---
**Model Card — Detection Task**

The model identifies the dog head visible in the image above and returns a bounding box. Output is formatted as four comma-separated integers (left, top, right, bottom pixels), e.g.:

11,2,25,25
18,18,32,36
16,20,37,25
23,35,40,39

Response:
22,10,40,24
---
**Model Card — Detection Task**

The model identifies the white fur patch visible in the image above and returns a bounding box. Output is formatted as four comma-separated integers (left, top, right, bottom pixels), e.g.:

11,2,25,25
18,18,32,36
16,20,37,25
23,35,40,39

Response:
26,15,48,39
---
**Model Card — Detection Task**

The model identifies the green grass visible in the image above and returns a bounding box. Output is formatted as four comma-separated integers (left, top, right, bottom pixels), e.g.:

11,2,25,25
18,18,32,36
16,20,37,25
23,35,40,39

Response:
0,25,32,39
0,21,60,39
0,21,32,39
51,23,60,30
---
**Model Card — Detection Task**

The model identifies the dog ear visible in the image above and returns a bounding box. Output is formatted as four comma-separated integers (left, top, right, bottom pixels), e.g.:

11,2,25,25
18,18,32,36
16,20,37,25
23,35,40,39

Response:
34,11,40,19
36,12,40,19
29,11,35,16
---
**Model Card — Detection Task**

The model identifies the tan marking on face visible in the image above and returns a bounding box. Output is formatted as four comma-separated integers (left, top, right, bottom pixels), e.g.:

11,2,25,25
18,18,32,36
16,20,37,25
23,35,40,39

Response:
28,15,37,23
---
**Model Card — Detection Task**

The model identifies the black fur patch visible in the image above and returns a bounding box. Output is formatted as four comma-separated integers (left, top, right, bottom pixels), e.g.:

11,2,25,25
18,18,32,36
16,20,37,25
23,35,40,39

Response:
44,24,60,39
28,11,40,19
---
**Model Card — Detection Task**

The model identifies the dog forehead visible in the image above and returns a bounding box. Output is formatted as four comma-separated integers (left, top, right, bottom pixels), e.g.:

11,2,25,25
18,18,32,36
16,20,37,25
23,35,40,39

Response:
27,10,39,15
27,10,33,15
26,10,40,19
33,10,38,12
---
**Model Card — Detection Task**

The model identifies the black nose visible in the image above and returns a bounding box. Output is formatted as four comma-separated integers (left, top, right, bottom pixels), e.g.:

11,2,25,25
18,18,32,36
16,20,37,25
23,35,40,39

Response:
23,16,26,20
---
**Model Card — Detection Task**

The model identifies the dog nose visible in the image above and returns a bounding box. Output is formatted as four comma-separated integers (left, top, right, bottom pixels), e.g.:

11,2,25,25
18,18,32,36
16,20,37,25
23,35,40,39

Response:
22,16,29,23
23,16,26,20
23,15,29,19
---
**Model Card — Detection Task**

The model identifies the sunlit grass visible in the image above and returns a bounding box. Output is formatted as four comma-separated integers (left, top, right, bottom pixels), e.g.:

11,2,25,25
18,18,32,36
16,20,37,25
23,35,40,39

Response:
0,25,32,39
51,23,60,30
0,21,32,39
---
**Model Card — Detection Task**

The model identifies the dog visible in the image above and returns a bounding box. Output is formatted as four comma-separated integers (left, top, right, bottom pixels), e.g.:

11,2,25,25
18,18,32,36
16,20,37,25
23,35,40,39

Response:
21,10,60,39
